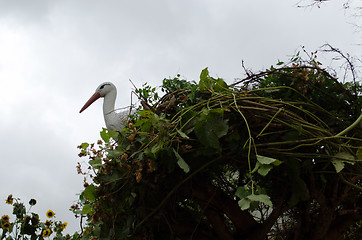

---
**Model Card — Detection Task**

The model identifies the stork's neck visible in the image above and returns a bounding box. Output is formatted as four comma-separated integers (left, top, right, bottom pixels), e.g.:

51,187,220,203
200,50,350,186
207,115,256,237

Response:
103,90,117,115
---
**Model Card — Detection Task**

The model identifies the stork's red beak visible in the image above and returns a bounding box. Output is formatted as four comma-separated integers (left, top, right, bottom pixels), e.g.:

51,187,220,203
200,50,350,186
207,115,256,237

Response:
79,92,101,113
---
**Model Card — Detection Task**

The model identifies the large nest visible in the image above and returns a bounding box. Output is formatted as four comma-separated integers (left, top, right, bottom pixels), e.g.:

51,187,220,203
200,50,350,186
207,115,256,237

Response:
78,64,362,239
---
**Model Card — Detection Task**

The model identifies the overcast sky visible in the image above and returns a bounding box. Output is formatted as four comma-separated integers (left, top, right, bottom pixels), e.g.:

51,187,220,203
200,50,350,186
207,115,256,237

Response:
0,0,360,235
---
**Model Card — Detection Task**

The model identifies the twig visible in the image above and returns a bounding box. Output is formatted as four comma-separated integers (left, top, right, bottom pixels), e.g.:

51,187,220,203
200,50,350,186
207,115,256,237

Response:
230,65,336,87
129,79,154,111
321,44,358,96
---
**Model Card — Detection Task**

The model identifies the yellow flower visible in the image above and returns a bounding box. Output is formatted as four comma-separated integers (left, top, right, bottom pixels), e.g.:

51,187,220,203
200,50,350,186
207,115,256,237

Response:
5,194,13,205
60,222,68,230
1,215,9,222
45,220,52,228
42,229,51,238
1,222,10,230
24,215,31,224
46,210,55,218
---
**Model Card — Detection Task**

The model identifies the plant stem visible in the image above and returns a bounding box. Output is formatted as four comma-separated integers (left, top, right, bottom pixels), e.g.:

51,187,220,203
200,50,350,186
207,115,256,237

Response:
335,113,362,137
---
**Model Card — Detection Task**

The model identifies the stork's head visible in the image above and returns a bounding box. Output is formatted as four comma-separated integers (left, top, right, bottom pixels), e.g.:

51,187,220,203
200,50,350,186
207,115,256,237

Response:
79,82,117,113
96,82,116,97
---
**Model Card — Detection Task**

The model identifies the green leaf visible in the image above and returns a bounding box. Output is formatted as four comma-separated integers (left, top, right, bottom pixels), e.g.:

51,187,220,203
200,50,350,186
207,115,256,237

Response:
89,157,102,169
238,198,251,210
195,121,219,149
107,149,123,159
257,164,273,176
235,186,251,199
199,68,211,91
254,155,282,176
247,194,273,207
194,109,228,150
135,117,152,132
81,204,93,215
200,67,209,80
100,128,111,143
83,184,96,202
335,152,355,162
256,155,279,165
137,110,153,118
331,152,355,173
97,173,121,183
332,160,345,173
199,68,228,92
176,129,190,139
173,148,190,173
214,78,228,92
100,128,119,143
81,142,89,149
208,110,229,138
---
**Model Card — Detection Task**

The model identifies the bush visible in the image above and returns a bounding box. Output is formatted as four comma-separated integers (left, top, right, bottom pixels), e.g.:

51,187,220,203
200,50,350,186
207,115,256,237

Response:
1,194,71,240
74,54,361,239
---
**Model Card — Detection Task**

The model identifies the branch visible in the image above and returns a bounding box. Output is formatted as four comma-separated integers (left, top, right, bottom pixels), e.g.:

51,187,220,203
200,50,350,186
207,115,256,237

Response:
247,189,288,240
203,208,234,240
325,210,362,240
191,176,259,235
129,79,154,111
321,44,358,96
134,157,220,231
230,65,337,87
168,206,219,240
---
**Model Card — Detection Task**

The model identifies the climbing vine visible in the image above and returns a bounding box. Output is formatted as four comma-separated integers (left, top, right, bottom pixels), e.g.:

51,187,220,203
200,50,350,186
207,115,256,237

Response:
74,52,361,239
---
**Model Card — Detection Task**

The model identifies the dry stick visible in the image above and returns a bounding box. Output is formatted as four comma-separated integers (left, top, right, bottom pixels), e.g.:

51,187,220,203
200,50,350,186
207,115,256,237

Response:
129,79,154,111
232,64,356,102
321,44,358,97
230,66,333,87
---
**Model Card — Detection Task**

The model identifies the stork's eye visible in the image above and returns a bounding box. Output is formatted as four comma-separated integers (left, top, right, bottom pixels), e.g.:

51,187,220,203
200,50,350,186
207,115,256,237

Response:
99,83,110,90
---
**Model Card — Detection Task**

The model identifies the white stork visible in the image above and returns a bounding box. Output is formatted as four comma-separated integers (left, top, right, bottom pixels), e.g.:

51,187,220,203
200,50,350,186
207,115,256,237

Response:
79,82,132,131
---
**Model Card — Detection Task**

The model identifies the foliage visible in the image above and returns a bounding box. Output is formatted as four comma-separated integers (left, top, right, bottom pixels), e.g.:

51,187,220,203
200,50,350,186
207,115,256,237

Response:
1,195,71,240
134,83,159,106
75,54,362,239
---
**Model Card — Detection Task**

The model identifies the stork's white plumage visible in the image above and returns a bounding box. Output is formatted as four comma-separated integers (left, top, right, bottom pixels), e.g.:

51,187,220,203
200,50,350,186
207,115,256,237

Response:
79,82,132,131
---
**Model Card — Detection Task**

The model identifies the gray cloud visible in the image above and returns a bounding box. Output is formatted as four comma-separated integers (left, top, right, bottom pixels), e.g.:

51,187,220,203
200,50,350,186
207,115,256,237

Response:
0,0,53,24
0,0,360,235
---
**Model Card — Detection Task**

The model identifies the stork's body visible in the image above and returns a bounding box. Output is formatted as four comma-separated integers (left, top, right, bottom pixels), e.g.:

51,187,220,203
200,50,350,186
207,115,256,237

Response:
80,82,131,131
